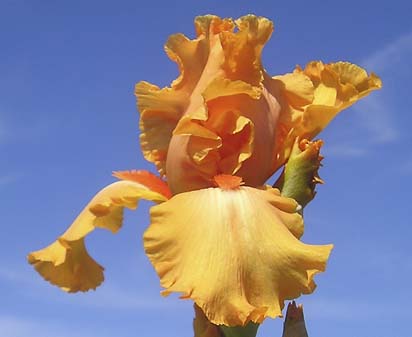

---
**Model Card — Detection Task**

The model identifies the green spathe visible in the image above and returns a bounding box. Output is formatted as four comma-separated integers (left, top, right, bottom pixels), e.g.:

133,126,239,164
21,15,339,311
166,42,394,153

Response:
274,139,324,208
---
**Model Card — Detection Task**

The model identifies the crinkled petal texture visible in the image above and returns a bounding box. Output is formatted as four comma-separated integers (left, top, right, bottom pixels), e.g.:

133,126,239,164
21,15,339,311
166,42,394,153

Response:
136,15,281,193
135,16,235,176
270,61,382,170
144,186,333,326
28,174,169,292
167,77,280,194
136,15,381,193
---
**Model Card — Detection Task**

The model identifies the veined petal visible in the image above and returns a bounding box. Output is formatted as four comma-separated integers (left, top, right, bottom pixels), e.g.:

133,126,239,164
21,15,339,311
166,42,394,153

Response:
136,82,187,176
136,16,234,176
300,61,382,134
271,61,381,170
139,15,282,190
138,15,381,190
167,108,254,194
28,175,168,292
220,15,274,85
165,78,258,194
144,186,332,326
166,75,281,194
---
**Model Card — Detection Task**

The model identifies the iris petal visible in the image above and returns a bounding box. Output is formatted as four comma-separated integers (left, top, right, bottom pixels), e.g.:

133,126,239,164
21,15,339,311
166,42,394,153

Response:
271,61,382,170
144,186,332,326
138,15,282,192
137,15,381,191
135,16,234,176
28,178,167,292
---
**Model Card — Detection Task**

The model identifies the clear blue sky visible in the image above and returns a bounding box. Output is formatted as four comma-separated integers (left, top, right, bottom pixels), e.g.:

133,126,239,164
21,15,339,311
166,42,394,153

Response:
1,1,411,336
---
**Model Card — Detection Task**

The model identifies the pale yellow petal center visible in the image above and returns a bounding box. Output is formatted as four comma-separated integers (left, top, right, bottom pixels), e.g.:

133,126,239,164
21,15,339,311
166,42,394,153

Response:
144,186,332,326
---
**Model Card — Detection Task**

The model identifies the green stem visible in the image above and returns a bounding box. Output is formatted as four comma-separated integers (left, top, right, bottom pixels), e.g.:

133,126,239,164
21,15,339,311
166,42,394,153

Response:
220,322,259,337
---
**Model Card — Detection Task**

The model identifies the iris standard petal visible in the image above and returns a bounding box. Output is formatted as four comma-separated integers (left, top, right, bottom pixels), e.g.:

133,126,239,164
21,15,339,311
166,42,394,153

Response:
220,15,273,85
270,61,382,170
138,15,282,193
166,79,257,193
144,185,332,326
135,16,234,176
28,175,168,292
138,15,381,191
166,76,280,193
136,81,187,175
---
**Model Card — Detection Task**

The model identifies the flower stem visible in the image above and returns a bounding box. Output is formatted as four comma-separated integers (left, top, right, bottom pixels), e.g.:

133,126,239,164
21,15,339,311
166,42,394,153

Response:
220,323,259,337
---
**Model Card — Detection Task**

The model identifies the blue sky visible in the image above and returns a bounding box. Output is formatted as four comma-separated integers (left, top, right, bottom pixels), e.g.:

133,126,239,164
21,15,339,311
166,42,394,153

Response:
1,0,411,336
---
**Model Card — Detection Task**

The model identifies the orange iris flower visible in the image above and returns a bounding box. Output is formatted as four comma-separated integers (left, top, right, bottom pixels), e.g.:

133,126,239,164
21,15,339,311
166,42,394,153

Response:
28,15,381,326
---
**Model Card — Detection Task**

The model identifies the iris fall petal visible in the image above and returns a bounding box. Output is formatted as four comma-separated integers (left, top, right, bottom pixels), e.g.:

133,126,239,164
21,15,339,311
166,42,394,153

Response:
28,177,168,292
144,186,333,326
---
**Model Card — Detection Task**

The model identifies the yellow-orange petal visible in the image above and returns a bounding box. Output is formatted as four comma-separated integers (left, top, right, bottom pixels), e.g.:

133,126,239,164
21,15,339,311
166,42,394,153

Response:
136,16,234,176
144,186,332,326
300,61,382,137
138,15,282,189
220,15,273,85
194,15,234,37
270,61,381,171
28,239,104,292
166,73,283,193
135,81,187,175
166,79,258,193
28,179,167,292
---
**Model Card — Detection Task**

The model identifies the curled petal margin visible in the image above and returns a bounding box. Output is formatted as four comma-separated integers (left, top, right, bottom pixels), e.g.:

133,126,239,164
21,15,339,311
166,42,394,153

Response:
271,61,382,171
28,173,169,292
144,185,332,326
